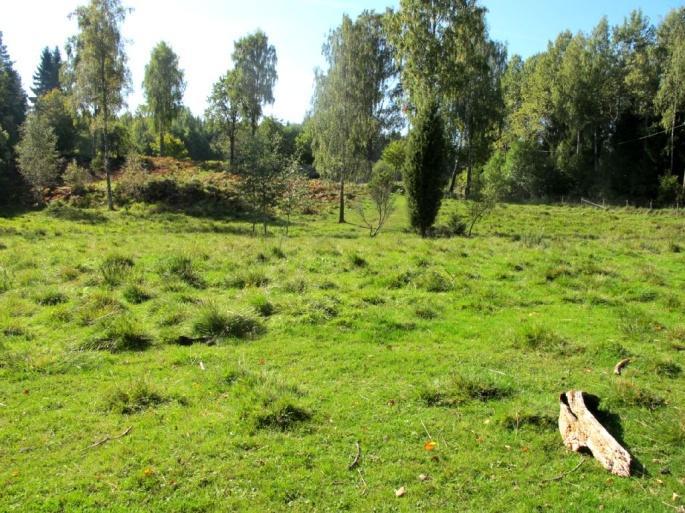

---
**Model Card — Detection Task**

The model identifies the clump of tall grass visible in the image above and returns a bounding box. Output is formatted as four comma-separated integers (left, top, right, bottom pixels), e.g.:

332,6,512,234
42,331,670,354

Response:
192,304,264,341
99,255,134,287
82,316,151,352
160,255,205,288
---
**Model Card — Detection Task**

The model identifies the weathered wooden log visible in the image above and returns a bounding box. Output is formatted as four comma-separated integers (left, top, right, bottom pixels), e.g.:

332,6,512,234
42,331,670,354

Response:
558,390,631,477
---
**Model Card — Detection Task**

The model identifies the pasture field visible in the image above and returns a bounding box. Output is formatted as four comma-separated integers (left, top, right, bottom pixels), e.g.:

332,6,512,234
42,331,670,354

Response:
0,198,684,512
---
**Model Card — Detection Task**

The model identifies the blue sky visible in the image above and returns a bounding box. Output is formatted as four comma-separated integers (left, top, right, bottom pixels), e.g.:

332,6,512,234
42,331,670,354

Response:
2,0,682,123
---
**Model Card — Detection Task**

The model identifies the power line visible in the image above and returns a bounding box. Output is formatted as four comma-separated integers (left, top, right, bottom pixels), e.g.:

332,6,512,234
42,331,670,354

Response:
616,121,685,145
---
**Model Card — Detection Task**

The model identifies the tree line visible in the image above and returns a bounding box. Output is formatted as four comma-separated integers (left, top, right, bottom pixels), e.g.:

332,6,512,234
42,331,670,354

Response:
1,0,684,224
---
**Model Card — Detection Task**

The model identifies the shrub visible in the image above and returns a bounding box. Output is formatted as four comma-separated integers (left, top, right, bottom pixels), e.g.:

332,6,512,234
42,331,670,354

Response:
63,160,90,194
357,161,395,237
404,99,448,237
435,211,467,237
99,255,134,287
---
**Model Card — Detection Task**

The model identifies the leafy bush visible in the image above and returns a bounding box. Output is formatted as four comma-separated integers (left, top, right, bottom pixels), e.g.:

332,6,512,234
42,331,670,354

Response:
100,255,134,287
357,161,396,237
657,174,685,206
63,160,90,194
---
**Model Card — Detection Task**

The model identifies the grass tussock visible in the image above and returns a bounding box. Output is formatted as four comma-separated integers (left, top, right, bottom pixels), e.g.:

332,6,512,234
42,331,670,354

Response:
500,411,557,431
611,380,665,410
193,304,264,341
35,290,68,306
160,255,205,288
122,284,153,304
517,324,577,355
100,255,134,287
654,360,682,378
82,316,152,352
420,373,513,407
253,400,312,432
105,381,169,414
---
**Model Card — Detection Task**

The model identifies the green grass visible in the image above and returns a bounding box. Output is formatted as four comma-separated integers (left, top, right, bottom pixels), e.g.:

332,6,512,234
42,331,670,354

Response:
0,197,684,512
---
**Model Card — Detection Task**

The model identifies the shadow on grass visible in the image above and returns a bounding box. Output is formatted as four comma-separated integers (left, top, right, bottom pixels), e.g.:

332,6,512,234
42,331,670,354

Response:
584,393,648,477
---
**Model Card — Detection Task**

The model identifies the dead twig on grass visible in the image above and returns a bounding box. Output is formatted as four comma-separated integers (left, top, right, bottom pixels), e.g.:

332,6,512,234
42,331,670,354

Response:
349,440,362,470
614,358,631,376
540,458,585,483
84,426,133,451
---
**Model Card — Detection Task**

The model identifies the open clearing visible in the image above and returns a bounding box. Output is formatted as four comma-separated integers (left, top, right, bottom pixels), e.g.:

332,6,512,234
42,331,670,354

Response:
1,200,684,512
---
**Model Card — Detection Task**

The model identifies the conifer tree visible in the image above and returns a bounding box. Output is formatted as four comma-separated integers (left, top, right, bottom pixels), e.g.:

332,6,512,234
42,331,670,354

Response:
31,47,62,101
404,99,448,237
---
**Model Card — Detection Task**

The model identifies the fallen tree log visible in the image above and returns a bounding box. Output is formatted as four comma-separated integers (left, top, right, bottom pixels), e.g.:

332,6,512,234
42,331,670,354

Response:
558,391,631,477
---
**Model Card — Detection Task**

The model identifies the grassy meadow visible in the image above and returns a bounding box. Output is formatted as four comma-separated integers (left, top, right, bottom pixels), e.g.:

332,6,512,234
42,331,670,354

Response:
0,196,684,512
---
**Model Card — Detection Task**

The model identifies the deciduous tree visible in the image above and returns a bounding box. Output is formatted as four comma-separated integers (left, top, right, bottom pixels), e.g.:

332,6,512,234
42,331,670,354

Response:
69,0,130,210
143,41,185,156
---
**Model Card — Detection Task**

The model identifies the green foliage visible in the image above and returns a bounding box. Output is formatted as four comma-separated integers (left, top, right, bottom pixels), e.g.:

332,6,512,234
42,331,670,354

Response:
357,160,395,237
310,12,399,222
403,99,448,236
143,41,186,157
69,0,130,209
33,89,77,158
31,47,61,100
16,112,62,197
658,174,685,206
237,131,286,234
232,31,278,134
122,284,152,304
63,160,90,194
381,139,406,178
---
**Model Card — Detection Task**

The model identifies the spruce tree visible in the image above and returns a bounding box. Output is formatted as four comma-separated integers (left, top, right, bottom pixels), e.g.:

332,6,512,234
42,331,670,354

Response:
403,99,448,237
31,47,62,101
0,31,28,202
0,32,28,148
